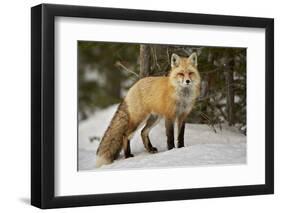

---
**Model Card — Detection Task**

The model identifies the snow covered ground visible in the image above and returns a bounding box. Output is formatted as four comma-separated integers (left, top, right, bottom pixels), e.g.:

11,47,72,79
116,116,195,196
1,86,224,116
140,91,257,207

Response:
78,105,246,171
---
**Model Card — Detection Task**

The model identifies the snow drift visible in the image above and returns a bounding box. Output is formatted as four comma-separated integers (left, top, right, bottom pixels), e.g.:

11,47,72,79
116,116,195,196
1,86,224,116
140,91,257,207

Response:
78,105,246,171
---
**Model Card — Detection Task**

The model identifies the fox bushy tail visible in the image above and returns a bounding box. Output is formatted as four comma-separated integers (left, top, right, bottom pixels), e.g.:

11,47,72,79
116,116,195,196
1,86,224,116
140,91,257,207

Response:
96,101,129,167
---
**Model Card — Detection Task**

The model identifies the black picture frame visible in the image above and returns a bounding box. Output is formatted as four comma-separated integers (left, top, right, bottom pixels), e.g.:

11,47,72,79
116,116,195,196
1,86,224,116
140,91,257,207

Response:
31,3,274,209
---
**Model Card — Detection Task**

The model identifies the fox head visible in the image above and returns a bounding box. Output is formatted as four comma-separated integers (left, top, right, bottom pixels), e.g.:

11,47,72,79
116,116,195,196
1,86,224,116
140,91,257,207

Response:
169,53,201,90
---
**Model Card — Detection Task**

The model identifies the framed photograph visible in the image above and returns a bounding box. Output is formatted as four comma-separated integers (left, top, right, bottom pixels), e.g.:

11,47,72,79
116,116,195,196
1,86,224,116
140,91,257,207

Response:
31,3,274,209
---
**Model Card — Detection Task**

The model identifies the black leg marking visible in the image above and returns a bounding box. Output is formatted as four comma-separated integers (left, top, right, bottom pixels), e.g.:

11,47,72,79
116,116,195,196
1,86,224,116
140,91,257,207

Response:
165,119,174,150
141,115,158,153
177,122,185,148
123,138,134,158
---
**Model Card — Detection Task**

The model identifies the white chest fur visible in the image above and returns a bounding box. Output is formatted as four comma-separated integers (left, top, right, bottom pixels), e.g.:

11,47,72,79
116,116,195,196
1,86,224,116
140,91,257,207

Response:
175,86,195,116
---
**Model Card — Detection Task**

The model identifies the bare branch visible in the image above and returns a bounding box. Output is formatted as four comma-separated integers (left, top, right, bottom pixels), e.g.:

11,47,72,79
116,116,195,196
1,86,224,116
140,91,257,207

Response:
115,61,139,78
200,112,218,133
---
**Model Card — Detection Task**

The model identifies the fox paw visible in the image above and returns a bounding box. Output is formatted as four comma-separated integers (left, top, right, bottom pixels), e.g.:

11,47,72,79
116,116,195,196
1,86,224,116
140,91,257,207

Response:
125,154,134,158
149,147,158,153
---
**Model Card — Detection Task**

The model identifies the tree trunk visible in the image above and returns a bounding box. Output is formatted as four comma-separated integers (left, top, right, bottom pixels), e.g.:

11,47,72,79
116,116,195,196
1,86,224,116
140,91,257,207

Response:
224,61,235,126
139,45,151,77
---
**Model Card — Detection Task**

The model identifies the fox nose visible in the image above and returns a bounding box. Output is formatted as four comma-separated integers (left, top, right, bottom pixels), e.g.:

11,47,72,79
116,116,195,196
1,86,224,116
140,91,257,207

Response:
186,79,191,84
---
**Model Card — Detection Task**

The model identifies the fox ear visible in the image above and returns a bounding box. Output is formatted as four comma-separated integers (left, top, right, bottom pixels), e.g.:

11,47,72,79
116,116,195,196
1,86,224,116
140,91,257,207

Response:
188,53,198,67
171,53,180,68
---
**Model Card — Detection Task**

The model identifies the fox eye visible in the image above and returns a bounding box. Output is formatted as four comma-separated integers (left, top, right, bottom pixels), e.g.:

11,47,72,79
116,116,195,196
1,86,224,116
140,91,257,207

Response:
189,72,194,77
177,73,184,78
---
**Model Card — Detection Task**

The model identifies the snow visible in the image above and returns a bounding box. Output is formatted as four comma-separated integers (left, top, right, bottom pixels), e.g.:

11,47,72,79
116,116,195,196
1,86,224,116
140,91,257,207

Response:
78,105,246,171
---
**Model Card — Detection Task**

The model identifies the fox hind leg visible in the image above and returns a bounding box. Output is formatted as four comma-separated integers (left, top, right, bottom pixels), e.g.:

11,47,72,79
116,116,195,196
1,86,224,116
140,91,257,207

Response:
123,136,134,158
123,124,139,158
141,114,159,153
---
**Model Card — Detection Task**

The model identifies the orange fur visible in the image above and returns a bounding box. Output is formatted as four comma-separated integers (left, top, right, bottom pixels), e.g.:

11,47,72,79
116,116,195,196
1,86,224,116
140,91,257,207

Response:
125,53,200,125
96,53,200,167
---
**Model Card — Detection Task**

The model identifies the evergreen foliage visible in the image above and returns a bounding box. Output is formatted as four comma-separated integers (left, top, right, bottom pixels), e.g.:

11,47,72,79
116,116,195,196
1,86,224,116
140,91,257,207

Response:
78,41,246,133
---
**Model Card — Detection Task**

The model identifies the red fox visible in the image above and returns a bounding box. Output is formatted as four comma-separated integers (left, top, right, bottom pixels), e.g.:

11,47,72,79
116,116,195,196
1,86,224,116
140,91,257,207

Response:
96,53,201,167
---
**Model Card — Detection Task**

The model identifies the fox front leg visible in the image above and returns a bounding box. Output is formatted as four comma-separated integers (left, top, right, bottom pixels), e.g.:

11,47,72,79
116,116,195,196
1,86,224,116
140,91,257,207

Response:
165,118,175,150
177,117,186,148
